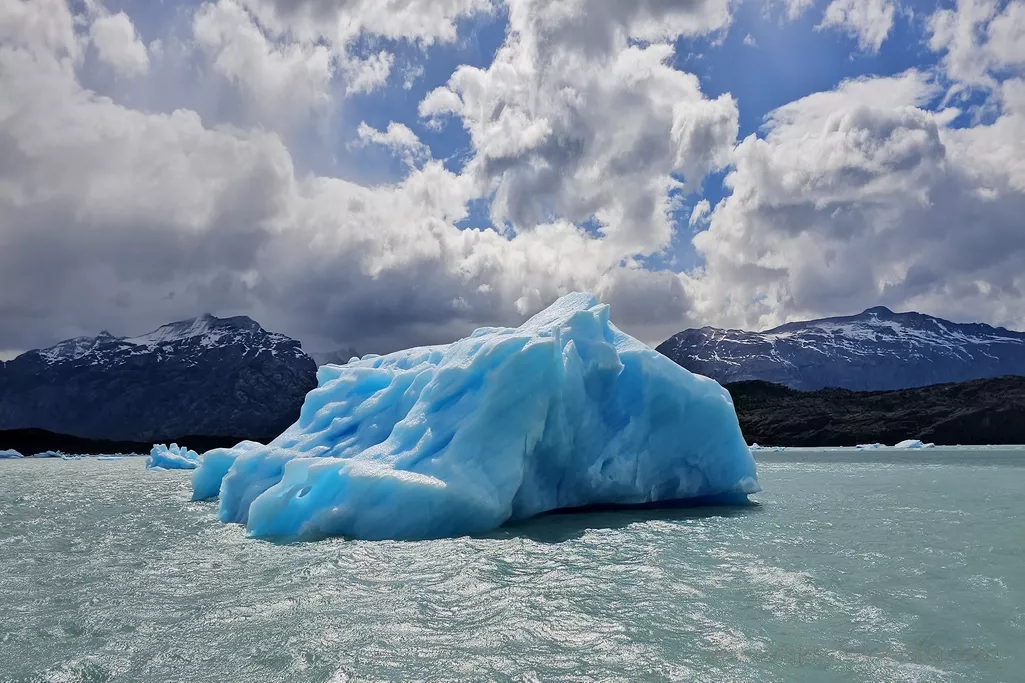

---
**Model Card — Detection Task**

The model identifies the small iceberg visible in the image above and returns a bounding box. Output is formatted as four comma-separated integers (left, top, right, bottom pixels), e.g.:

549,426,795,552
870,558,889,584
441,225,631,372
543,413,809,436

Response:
146,443,199,470
894,439,935,449
191,293,760,541
35,450,66,458
96,455,124,461
856,443,884,450
0,449,24,459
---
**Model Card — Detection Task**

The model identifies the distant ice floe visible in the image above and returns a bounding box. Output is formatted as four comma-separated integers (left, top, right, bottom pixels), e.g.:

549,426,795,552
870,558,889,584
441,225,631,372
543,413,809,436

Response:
0,449,23,459
146,443,200,470
856,440,936,450
893,439,935,449
188,292,760,541
749,444,786,452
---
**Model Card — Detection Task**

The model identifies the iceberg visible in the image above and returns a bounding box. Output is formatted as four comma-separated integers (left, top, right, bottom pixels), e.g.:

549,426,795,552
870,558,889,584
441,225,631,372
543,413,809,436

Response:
894,439,935,449
146,443,199,470
750,443,785,453
191,293,760,541
0,449,23,459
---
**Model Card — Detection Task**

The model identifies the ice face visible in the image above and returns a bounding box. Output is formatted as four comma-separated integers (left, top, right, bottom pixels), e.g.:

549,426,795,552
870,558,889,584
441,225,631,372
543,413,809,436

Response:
146,443,199,470
894,439,935,449
191,293,760,541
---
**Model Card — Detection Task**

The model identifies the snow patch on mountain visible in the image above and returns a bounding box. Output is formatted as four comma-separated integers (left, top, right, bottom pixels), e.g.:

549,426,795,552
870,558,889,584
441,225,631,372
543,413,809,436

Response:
657,307,1025,391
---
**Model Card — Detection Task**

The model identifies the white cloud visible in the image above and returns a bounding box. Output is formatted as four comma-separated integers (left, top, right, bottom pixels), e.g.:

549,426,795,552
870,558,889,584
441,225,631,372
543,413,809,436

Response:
419,0,738,260
929,0,1025,93
356,121,429,166
239,0,495,47
689,200,711,225
784,0,816,21
192,1,334,123
743,33,758,47
10,0,1024,359
89,10,149,76
0,0,81,62
818,0,896,53
344,50,394,95
0,0,707,354
689,68,1025,332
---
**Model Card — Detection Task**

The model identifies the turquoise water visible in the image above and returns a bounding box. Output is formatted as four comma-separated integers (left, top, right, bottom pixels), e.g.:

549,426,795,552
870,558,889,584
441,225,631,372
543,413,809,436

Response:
1,448,1022,682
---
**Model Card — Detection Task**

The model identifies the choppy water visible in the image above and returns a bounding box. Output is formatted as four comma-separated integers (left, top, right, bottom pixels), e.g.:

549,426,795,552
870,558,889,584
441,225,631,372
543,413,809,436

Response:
1,448,1023,682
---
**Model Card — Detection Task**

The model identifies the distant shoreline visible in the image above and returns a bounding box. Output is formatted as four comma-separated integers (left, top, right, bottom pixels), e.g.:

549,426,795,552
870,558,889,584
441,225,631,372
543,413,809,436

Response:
730,375,1025,448
4,375,1024,455
0,428,263,457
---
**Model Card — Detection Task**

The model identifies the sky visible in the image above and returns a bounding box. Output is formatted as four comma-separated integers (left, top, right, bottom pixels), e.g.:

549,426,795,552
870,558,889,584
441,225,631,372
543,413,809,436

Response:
1,0,1024,357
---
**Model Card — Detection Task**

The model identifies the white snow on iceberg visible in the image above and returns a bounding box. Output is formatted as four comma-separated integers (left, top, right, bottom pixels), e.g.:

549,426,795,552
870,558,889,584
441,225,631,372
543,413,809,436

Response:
191,293,760,541
894,439,935,449
147,443,199,470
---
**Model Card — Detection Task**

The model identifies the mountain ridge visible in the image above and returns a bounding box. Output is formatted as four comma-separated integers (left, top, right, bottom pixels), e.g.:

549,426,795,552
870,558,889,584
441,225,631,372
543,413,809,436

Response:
657,307,1025,391
0,314,317,441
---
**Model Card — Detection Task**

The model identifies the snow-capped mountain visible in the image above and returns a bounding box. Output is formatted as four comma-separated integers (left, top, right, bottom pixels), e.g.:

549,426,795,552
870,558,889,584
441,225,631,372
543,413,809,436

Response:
656,307,1025,391
0,314,317,441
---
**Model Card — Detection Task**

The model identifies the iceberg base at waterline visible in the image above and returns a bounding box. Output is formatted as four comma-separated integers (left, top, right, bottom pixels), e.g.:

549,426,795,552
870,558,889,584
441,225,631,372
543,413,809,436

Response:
189,293,761,541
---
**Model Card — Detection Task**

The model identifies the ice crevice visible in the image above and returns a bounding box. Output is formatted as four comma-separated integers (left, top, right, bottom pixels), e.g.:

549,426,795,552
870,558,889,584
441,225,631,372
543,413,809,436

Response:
189,293,760,541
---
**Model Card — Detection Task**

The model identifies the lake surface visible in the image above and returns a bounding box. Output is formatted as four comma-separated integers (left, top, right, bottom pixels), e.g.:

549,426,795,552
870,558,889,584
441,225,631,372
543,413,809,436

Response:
1,448,1022,682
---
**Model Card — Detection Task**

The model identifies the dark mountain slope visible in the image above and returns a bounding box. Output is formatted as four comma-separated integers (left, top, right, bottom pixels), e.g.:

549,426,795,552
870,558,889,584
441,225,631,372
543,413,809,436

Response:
729,376,1025,447
658,307,1025,391
0,314,317,441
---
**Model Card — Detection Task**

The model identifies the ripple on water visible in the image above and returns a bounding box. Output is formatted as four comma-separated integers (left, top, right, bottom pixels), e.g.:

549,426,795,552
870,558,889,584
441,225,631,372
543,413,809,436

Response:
0,454,1023,682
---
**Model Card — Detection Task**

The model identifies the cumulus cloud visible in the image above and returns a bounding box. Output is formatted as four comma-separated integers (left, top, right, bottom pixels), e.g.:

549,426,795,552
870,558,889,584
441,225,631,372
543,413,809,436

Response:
238,0,495,46
356,121,429,166
929,0,1025,93
0,0,81,62
0,0,711,354
817,0,896,53
689,199,711,225
784,0,816,21
192,0,334,122
689,67,1025,332
420,0,738,259
88,10,149,76
6,0,1025,360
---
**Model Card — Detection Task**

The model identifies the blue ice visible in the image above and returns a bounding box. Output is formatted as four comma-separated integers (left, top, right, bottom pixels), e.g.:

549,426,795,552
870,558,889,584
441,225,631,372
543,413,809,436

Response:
191,293,760,541
0,449,23,459
147,443,199,470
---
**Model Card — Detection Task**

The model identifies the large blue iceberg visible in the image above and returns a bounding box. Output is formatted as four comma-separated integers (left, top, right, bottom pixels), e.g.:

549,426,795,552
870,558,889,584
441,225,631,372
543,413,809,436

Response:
191,293,759,540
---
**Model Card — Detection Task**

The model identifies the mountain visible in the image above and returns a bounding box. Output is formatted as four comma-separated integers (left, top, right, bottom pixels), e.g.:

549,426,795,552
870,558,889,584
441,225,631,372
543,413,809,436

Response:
0,314,317,441
728,377,1025,447
308,346,360,366
657,307,1025,391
